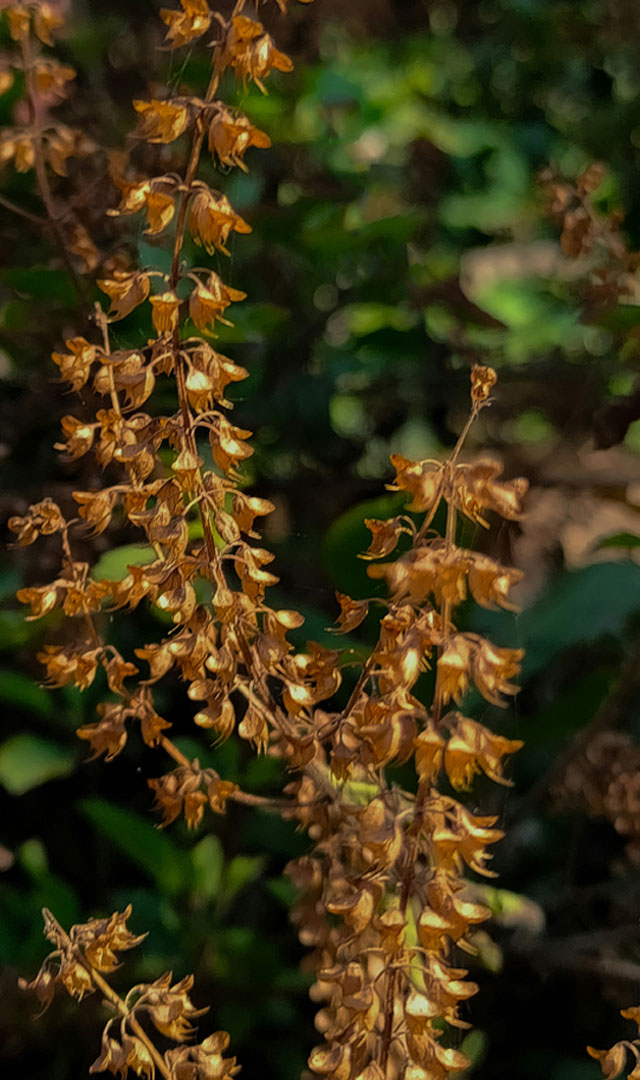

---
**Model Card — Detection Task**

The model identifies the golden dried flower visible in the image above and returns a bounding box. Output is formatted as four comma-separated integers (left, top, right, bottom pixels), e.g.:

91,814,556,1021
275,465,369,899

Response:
160,0,212,48
361,516,409,559
9,497,66,546
77,703,128,762
150,291,181,335
387,453,442,512
51,337,97,390
145,188,176,234
18,963,56,1015
68,221,100,272
189,273,246,330
114,178,152,216
453,459,528,525
55,415,96,459
208,104,271,171
470,363,497,405
33,59,76,97
333,592,369,633
7,7,31,41
165,1032,240,1080
134,98,190,144
0,67,14,95
221,16,294,94
188,186,251,255
33,3,64,45
99,270,151,320
587,1045,628,1080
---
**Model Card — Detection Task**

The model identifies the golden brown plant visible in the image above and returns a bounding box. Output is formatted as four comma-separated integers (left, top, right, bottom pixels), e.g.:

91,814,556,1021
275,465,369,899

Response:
21,906,239,1080
0,0,100,288
15,2,529,1078
286,363,526,1080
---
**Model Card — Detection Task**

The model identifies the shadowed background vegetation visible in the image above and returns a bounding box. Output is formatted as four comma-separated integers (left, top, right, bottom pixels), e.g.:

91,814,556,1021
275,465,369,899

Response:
2,1,640,1078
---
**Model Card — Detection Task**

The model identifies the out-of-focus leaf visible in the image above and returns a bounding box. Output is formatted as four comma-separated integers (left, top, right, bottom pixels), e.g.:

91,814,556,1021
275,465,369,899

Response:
460,1027,488,1068
523,666,614,747
472,930,503,973
596,532,640,550
266,877,296,909
81,798,194,897
218,854,265,914
0,565,21,601
17,838,79,926
0,267,77,305
0,734,75,795
92,544,155,582
0,610,41,649
0,670,52,716
474,885,546,935
473,562,640,677
191,834,224,901
597,305,640,332
19,838,48,878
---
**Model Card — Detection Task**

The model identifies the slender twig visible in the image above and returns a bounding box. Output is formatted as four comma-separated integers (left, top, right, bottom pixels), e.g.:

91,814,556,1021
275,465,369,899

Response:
0,191,47,227
19,33,88,304
42,910,171,1080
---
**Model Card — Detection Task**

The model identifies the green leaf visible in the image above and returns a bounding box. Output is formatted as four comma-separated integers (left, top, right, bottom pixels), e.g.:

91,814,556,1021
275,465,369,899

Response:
0,609,41,650
17,838,80,926
266,877,296,909
93,544,155,582
218,854,265,913
18,837,49,878
0,267,77,305
460,1028,488,1069
0,669,52,716
0,734,75,795
191,834,224,901
474,885,546,934
0,564,22,602
473,562,640,677
596,532,640,550
81,798,194,897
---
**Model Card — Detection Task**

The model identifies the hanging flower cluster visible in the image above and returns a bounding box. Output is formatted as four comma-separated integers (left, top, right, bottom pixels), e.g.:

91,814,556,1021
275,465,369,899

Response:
13,2,530,1078
284,365,526,1080
21,907,239,1080
0,1,99,275
9,0,317,831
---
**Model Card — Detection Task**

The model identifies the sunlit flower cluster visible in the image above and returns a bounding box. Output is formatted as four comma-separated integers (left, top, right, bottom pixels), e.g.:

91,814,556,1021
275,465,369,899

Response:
22,908,239,1080
12,3,531,1079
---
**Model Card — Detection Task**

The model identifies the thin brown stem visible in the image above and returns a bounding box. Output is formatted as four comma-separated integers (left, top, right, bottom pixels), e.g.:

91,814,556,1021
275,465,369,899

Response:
379,495,458,1074
43,911,170,1080
0,191,47,226
20,33,88,304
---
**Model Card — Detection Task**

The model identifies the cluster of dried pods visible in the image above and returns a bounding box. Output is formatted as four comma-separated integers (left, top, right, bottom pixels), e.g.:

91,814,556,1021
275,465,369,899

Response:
7,1,536,1078
20,905,239,1080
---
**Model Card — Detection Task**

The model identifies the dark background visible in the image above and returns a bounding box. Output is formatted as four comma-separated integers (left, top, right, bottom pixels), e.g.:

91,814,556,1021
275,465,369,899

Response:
2,1,640,1077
